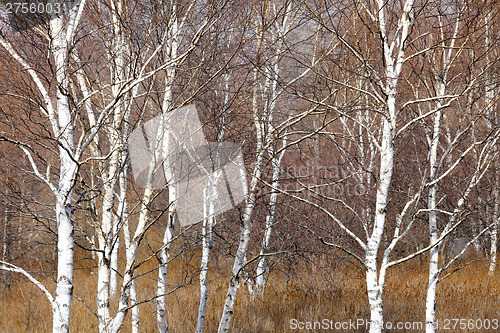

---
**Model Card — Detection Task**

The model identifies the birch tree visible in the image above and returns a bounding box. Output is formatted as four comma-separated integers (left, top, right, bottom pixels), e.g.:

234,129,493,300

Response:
419,2,500,330
102,2,219,331
284,1,498,332
155,4,180,331
217,0,325,330
348,1,414,330
253,0,293,294
88,1,228,332
0,2,88,332
0,1,217,331
485,7,499,275
195,56,231,333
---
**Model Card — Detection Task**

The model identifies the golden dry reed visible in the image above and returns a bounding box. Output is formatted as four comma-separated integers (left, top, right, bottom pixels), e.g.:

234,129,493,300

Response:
0,256,498,332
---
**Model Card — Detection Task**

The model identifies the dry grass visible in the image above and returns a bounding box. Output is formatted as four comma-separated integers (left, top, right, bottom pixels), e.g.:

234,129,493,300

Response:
0,257,498,332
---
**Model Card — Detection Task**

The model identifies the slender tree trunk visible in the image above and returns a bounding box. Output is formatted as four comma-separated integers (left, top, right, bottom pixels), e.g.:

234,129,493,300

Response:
196,67,231,331
425,104,443,333
425,187,441,333
217,195,256,333
156,184,175,333
218,64,262,333
116,106,167,332
255,24,286,292
366,251,383,333
490,186,499,275
255,144,284,292
486,11,498,275
96,126,123,332
116,154,139,333
426,244,440,333
53,198,75,333
366,116,394,333
196,179,217,333
94,0,128,329
365,0,414,328
155,6,179,331
129,279,139,333
424,7,462,325
112,171,153,333
255,187,277,291
97,180,114,332
51,14,78,333
110,214,120,295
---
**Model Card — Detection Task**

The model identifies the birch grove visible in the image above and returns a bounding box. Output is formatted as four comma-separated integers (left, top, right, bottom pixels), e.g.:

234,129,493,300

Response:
283,1,499,333
0,0,498,332
0,2,87,332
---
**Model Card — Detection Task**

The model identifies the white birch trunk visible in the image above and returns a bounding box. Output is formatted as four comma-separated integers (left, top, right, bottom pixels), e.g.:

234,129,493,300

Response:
364,2,415,331
53,197,75,333
254,17,287,292
486,11,498,275
217,188,257,333
115,106,171,333
195,178,217,333
195,124,226,332
425,105,443,333
110,214,120,295
96,62,125,333
366,117,394,333
96,1,129,328
111,158,155,333
488,175,500,276
255,176,278,291
156,184,175,333
424,7,464,329
156,6,179,331
51,13,80,333
96,113,123,333
489,218,498,275
129,278,139,333
425,143,497,331
0,5,83,329
255,143,285,292
195,65,231,331
96,135,122,332
97,179,114,332
365,43,398,333
250,1,295,296
111,79,165,332
489,185,498,275
217,49,264,331
117,153,139,332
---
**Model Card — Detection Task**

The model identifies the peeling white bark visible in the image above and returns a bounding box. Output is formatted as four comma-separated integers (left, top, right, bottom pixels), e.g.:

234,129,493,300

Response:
490,185,498,275
195,177,217,333
255,142,285,292
155,5,180,332
217,182,257,333
366,117,394,333
424,5,465,329
218,59,263,333
110,213,120,296
156,184,175,333
363,1,415,332
254,5,290,292
425,103,443,333
486,11,498,276
50,11,82,332
0,2,85,328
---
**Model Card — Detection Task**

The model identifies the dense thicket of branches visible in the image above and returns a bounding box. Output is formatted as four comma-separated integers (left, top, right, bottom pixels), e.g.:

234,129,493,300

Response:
0,0,498,332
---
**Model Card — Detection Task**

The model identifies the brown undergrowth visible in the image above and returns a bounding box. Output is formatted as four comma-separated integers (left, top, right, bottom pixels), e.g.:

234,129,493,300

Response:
0,255,498,332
